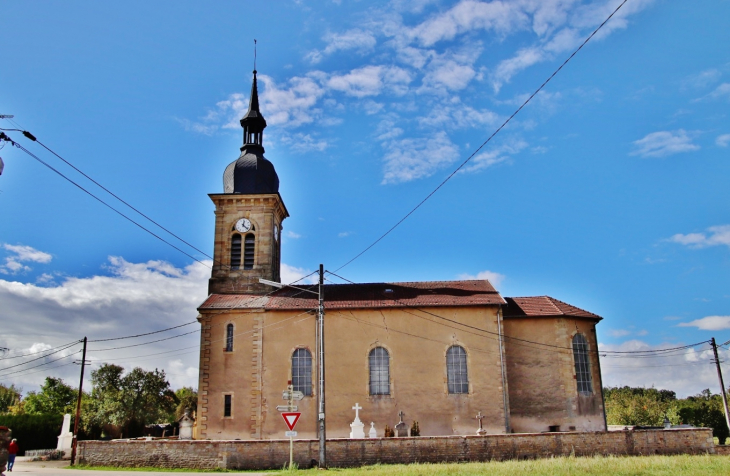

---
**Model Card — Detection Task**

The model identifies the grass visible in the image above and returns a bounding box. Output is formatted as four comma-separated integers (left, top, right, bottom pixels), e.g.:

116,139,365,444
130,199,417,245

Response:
71,454,730,474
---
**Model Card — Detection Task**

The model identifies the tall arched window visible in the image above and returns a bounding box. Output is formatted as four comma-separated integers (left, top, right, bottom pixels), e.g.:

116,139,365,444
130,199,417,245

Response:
369,347,390,395
225,323,234,352
292,348,312,396
243,234,255,270
572,334,593,394
230,234,242,270
446,345,468,394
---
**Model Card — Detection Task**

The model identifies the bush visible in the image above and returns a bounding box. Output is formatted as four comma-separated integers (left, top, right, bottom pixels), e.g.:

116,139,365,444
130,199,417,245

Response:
0,414,64,456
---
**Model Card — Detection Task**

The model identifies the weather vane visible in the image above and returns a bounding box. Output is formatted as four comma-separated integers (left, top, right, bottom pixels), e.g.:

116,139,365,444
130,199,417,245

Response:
254,39,257,72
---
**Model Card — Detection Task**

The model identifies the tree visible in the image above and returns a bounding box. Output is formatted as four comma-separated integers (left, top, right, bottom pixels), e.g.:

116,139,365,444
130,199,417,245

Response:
174,387,197,421
0,383,21,413
86,364,178,438
604,386,676,426
674,389,729,445
21,377,77,416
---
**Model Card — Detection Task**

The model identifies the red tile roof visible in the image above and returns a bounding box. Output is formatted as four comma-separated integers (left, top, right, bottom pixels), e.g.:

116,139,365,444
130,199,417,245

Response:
199,280,505,311
502,296,601,321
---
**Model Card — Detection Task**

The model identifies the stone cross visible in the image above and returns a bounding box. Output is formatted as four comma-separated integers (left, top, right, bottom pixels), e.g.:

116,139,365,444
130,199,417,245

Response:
352,403,362,422
398,410,405,423
476,411,487,436
394,410,408,437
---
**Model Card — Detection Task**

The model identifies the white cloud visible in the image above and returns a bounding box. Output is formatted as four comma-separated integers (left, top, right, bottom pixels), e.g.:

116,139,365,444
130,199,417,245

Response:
285,231,301,239
0,257,210,391
668,225,730,249
600,339,723,398
419,102,500,129
678,316,730,331
307,29,378,63
279,132,329,153
381,131,460,184
457,269,505,287
716,134,730,147
259,75,326,127
608,329,631,337
707,82,730,101
280,263,317,285
1,244,52,275
491,47,544,93
338,231,352,238
327,65,413,98
408,0,529,47
682,68,722,90
461,138,528,173
630,129,700,158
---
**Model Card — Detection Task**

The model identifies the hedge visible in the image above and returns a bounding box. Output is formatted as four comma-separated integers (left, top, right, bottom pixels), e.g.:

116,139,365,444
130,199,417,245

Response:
0,414,64,455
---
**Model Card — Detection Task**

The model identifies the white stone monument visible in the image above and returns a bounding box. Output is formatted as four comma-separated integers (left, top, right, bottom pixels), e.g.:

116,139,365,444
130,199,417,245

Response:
349,403,365,439
57,414,73,451
369,422,377,438
179,410,195,440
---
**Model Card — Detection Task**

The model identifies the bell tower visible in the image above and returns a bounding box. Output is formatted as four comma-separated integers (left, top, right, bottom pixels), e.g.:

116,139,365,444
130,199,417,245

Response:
208,69,288,294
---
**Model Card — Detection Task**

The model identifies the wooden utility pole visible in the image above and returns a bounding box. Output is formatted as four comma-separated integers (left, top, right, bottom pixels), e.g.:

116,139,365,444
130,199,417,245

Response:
317,264,326,468
710,337,730,432
70,337,87,466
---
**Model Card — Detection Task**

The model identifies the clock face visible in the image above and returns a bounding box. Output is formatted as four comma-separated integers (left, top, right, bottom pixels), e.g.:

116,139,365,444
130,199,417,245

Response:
235,218,251,233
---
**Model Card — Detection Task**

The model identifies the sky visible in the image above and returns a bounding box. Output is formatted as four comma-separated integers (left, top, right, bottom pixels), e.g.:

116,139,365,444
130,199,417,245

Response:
1,0,729,399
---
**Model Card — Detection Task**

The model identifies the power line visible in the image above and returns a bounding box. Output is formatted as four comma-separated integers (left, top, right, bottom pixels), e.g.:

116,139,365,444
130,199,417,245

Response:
88,321,197,342
333,0,631,273
0,135,211,268
0,340,82,372
0,340,84,361
0,349,81,379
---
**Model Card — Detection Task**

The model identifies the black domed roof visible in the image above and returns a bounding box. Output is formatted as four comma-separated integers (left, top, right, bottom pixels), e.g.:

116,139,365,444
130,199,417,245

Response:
223,147,279,194
222,69,279,195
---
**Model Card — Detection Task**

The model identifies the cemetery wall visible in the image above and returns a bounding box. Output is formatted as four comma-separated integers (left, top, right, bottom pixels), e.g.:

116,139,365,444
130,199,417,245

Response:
77,428,714,470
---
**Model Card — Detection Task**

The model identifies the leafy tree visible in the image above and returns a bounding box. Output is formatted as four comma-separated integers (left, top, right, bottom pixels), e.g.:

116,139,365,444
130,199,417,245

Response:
21,377,77,415
0,383,21,413
604,386,676,426
674,389,729,445
174,387,197,421
85,364,178,438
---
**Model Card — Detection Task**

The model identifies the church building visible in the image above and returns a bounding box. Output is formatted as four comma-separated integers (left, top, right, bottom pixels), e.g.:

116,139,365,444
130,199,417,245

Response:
196,71,606,440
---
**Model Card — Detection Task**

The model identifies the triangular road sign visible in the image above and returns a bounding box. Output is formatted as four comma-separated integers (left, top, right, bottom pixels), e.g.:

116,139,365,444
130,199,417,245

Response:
281,412,301,431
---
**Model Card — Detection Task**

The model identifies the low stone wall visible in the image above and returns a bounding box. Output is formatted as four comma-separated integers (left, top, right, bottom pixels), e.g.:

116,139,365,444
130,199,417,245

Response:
716,445,730,455
77,428,715,470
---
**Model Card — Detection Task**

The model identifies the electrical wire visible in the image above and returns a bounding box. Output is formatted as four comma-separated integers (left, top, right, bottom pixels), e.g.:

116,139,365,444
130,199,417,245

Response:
0,136,211,268
0,339,85,361
333,0,631,273
88,321,197,342
0,350,81,379
0,340,82,372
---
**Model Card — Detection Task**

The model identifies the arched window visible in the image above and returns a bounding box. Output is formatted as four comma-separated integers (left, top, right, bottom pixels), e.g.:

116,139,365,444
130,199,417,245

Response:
230,234,242,270
446,345,468,394
292,348,312,396
225,323,234,352
243,234,255,270
369,347,390,395
572,334,593,394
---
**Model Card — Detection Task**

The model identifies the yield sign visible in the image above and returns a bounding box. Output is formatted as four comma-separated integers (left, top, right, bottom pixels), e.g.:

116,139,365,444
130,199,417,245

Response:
281,412,301,431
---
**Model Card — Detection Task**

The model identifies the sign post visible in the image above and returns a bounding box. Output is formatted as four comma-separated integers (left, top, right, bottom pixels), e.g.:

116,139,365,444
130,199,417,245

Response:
280,382,303,469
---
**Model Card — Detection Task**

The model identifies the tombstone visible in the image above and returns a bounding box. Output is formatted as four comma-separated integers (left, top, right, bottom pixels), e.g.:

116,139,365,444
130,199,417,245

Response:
57,413,74,451
179,410,195,440
394,410,408,437
369,422,377,439
475,411,487,436
349,403,365,439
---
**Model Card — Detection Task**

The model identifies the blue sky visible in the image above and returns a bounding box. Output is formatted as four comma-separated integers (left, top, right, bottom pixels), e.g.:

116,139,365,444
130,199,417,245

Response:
1,0,729,397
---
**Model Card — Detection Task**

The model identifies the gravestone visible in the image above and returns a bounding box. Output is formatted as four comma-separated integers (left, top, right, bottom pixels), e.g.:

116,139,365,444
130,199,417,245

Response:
394,410,408,437
349,403,365,439
179,410,195,440
369,422,377,438
57,413,74,451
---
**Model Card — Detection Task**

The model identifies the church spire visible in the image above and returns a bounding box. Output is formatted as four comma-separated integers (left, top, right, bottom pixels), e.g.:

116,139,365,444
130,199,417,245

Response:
240,69,267,152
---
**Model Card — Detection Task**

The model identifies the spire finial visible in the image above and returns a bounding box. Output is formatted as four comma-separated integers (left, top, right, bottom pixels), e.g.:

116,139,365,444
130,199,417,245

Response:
253,39,257,73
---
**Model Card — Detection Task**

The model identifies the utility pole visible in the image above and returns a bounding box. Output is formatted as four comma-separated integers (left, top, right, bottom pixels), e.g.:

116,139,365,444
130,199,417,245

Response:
710,337,730,432
70,337,88,466
317,264,326,468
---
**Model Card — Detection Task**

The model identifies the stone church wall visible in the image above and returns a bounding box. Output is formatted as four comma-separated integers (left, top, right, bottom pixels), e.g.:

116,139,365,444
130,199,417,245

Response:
77,428,715,470
503,317,605,433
